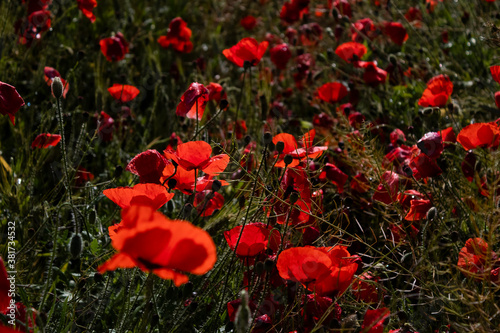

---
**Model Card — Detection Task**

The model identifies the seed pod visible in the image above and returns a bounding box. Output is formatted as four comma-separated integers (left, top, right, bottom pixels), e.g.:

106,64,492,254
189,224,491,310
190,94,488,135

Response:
264,258,274,272
263,132,273,145
275,141,285,154
51,77,64,99
212,180,222,192
284,154,293,166
69,233,83,259
289,192,299,204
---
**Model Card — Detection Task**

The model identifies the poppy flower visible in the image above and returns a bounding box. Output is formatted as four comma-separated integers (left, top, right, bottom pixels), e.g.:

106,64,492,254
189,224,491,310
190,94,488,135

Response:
97,111,114,142
161,163,229,195
458,237,499,281
409,149,442,179
490,65,500,84
0,81,25,125
405,7,422,27
157,17,193,53
362,62,388,86
194,191,224,217
240,16,257,30
31,133,61,149
99,32,129,62
404,199,432,221
352,272,380,303
272,130,327,168
316,82,348,103
108,84,140,103
299,22,323,46
383,22,408,46
351,18,376,43
28,10,51,33
372,171,400,204
103,183,174,210
331,0,352,17
439,126,456,145
126,149,169,184
206,82,227,104
390,129,406,146
0,257,10,313
361,308,390,333
350,172,370,193
224,223,280,258
24,0,51,14
319,163,348,193
75,167,94,186
418,74,453,107
44,67,69,99
335,42,367,66
176,83,209,120
280,0,309,24
302,295,341,330
164,141,229,175
270,43,292,70
99,205,217,286
77,0,97,23
222,37,269,68
416,132,443,159
456,122,500,150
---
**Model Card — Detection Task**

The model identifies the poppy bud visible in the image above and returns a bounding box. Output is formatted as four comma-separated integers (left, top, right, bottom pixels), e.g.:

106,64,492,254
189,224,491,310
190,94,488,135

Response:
263,132,273,145
264,258,274,272
52,77,64,99
69,233,83,259
168,178,177,190
212,180,222,192
219,99,229,110
255,261,264,275
235,290,251,333
289,192,299,204
426,206,437,220
284,154,293,166
114,165,123,178
388,54,398,66
276,141,285,154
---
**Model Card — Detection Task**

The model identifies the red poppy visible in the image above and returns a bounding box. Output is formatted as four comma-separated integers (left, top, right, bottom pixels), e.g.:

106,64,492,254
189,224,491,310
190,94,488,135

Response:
28,10,51,33
103,183,174,210
24,0,51,14
240,16,257,30
350,172,370,193
75,167,94,186
335,42,367,65
372,171,400,204
405,7,422,27
126,149,169,184
351,18,376,43
416,132,443,159
77,0,97,23
270,43,292,70
0,81,25,125
272,130,327,168
404,199,432,221
458,238,499,281
299,22,322,46
193,191,224,217
352,272,380,303
0,257,10,313
176,83,209,120
457,122,500,150
222,38,269,68
490,65,500,84
157,17,193,53
31,133,61,149
206,82,227,104
330,0,352,17
390,128,406,146
418,74,453,107
224,222,280,258
316,82,348,103
495,92,500,108
164,141,229,175
97,111,114,142
44,67,69,99
99,32,129,62
362,62,388,86
439,126,456,145
99,205,217,286
302,295,341,331
383,22,408,46
108,84,140,103
409,148,442,179
319,163,348,193
361,308,390,333
280,0,309,24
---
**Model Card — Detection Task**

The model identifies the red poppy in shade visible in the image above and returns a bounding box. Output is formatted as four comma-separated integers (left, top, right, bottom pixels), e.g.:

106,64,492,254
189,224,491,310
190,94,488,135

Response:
456,122,500,150
240,16,257,30
0,81,25,125
99,32,129,62
461,150,477,182
280,0,309,24
28,10,51,33
416,132,443,159
352,272,380,303
362,62,388,86
272,130,327,168
77,0,97,23
383,22,408,46
372,171,400,204
193,191,224,217
75,167,94,186
490,65,500,84
31,133,61,149
418,74,453,107
458,238,499,281
44,67,69,99
126,149,169,184
299,22,322,46
157,17,193,53
404,199,432,221
350,172,370,193
316,82,348,103
319,163,348,193
97,111,114,142
107,84,140,103
495,92,500,108
206,82,227,104
24,0,51,14
224,223,280,258
335,42,367,65
99,205,217,286
390,128,406,146
361,308,390,333
302,294,342,331
331,0,352,17
103,183,174,210
410,150,442,179
176,83,209,120
405,7,423,27
164,141,229,175
0,257,10,313
351,18,376,43
222,37,269,68
270,43,292,70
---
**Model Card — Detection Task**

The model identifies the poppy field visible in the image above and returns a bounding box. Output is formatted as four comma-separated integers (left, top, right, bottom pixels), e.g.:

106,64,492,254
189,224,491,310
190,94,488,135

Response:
1,0,500,332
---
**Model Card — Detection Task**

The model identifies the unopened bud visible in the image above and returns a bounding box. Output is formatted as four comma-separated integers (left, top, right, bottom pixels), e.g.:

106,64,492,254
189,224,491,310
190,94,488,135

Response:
255,261,264,275
69,233,83,259
235,290,251,333
426,206,437,221
263,132,273,145
52,77,64,99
